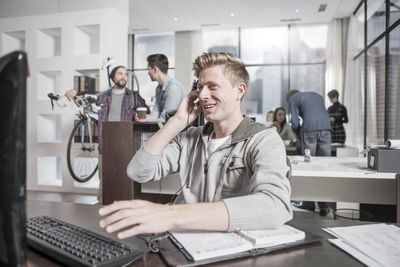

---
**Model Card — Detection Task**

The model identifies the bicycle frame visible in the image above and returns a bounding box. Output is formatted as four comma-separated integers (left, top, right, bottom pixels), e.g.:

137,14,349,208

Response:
75,98,98,152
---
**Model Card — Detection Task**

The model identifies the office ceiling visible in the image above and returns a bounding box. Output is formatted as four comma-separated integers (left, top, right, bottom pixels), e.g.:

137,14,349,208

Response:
129,0,361,34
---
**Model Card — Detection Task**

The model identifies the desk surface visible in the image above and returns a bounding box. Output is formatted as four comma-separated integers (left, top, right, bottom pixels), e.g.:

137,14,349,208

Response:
289,156,397,205
27,200,369,267
290,156,396,179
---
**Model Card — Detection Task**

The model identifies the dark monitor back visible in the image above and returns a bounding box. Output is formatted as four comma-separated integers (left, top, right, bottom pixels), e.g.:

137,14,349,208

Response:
0,51,27,266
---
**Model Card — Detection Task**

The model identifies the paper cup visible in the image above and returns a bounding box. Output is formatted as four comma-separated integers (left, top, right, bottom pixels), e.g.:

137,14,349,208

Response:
136,107,147,122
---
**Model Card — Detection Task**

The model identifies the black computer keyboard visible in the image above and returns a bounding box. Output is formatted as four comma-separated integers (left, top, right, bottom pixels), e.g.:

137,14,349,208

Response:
27,216,145,267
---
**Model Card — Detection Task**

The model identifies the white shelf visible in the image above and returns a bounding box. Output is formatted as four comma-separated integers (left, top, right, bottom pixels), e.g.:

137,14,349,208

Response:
37,114,62,143
75,68,99,78
74,24,100,55
37,156,62,186
2,31,25,55
37,28,61,57
0,8,129,193
37,70,62,100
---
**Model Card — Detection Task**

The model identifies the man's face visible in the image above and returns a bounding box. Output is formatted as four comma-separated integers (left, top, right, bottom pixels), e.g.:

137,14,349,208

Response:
147,65,157,81
113,67,128,88
198,65,240,123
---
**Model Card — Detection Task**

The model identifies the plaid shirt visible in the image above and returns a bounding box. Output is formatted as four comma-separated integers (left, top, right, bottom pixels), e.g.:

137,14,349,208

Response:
96,88,149,153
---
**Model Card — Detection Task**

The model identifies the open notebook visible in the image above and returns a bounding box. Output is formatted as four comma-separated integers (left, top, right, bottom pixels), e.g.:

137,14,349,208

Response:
169,225,305,262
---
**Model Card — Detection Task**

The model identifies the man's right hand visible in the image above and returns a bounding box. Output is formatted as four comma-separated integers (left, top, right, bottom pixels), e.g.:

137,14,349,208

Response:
142,90,202,155
173,90,202,126
65,89,78,101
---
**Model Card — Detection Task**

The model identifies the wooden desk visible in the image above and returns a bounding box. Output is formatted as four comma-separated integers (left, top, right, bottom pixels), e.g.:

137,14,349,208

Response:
289,156,397,205
102,121,172,205
27,200,370,267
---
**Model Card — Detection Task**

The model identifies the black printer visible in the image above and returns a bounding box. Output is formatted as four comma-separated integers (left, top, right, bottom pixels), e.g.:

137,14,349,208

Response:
367,147,400,173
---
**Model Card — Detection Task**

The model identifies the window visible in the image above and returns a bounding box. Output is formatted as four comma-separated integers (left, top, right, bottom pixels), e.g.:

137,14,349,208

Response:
204,24,328,118
241,27,288,64
350,0,400,147
202,29,239,56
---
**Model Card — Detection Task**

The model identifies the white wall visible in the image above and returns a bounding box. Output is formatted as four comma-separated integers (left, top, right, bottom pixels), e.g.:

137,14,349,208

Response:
0,0,129,20
0,8,128,194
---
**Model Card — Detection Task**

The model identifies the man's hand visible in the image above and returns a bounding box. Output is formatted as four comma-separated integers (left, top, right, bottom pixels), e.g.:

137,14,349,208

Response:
65,89,78,101
330,117,335,122
98,199,229,239
174,90,202,126
99,199,176,239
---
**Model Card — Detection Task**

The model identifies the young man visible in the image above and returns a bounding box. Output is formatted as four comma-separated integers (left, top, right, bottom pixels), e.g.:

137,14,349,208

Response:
98,53,292,239
146,54,186,120
66,66,150,153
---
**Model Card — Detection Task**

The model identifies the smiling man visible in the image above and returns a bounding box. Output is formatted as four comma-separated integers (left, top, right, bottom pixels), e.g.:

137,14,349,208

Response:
98,53,292,239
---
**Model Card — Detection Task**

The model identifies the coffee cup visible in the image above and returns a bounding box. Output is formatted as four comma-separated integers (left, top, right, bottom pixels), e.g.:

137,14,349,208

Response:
136,107,147,122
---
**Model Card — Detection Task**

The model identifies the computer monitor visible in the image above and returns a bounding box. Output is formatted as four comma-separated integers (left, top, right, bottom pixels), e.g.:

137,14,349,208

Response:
0,51,28,266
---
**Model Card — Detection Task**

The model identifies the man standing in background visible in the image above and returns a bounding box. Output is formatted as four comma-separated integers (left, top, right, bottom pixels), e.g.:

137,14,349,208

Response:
66,66,150,203
287,89,331,216
146,54,186,120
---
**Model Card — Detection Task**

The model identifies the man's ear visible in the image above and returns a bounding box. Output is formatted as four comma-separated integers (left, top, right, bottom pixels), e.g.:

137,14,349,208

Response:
237,83,247,101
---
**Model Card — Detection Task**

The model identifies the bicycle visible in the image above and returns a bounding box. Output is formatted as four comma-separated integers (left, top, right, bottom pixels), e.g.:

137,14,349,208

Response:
48,92,99,183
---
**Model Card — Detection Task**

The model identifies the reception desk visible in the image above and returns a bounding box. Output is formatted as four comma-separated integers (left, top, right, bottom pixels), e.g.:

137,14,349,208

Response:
101,121,168,204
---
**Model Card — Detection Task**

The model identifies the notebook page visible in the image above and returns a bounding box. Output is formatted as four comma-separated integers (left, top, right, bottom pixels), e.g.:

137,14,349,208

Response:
170,231,253,261
243,225,306,248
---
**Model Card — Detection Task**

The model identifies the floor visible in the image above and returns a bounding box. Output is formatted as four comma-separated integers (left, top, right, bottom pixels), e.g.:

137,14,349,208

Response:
27,190,98,205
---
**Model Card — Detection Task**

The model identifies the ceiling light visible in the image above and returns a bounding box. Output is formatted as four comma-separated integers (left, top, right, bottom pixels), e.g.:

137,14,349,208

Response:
295,9,300,13
173,17,178,21
230,13,234,17
201,23,220,27
280,18,301,22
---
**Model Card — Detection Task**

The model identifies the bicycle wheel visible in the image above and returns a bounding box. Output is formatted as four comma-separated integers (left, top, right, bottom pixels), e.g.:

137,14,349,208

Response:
67,118,99,182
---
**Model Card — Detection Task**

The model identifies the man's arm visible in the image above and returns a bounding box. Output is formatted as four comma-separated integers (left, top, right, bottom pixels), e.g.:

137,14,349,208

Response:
100,90,226,239
98,199,228,239
159,83,186,120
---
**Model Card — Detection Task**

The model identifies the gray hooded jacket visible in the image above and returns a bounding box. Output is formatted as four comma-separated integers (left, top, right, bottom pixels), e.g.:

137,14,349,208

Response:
127,118,292,231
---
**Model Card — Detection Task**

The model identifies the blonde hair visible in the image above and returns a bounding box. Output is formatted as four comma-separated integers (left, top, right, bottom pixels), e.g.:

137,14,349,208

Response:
193,52,249,87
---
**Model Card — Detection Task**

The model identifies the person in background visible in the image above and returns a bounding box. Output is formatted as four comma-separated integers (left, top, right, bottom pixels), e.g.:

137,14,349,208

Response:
273,107,297,144
287,89,331,216
65,66,150,203
146,54,186,120
265,110,274,126
97,52,292,238
327,89,348,144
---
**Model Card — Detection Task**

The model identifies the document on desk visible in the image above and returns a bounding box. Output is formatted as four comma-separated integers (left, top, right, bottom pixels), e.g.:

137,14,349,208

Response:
169,225,305,261
324,223,400,267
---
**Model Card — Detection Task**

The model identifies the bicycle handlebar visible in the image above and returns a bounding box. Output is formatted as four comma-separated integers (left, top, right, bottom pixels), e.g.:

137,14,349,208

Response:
47,92,97,111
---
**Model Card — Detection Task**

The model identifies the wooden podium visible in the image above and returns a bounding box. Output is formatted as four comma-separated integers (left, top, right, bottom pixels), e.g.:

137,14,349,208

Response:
101,121,173,205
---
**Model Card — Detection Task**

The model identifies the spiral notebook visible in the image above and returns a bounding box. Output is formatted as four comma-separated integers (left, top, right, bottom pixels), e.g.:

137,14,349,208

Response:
158,224,320,266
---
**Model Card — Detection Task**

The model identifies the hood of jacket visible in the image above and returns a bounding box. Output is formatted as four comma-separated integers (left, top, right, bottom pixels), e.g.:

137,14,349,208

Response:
202,117,269,144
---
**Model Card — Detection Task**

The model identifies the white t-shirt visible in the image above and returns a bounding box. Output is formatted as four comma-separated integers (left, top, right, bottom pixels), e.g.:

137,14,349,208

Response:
206,133,231,157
